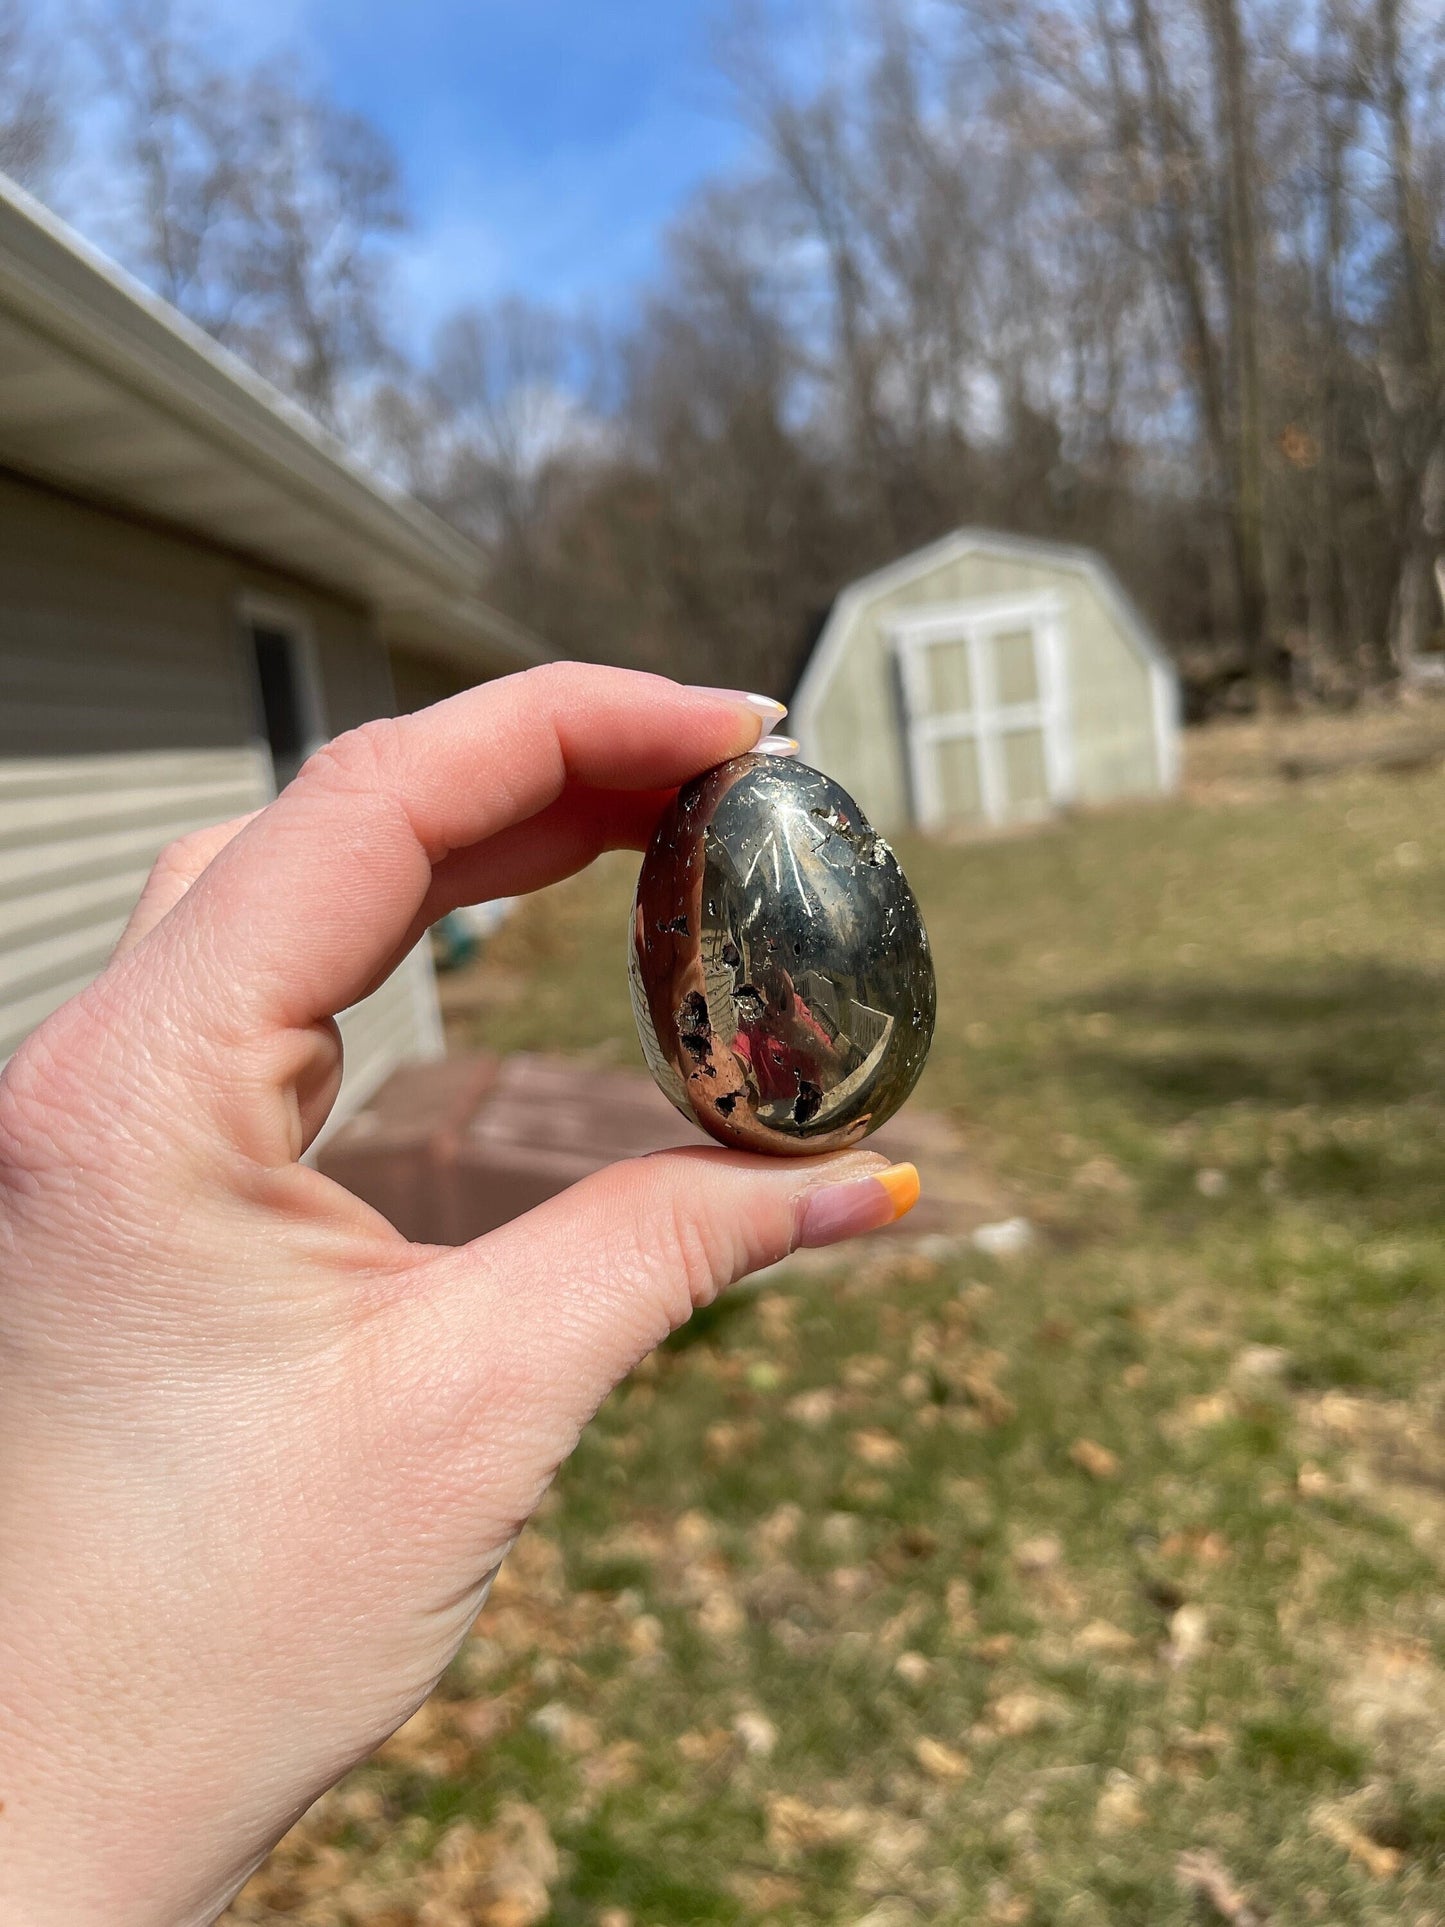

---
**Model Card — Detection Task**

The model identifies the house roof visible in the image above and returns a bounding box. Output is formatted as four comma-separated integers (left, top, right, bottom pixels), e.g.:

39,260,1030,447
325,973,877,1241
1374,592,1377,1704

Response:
792,526,1175,742
0,172,547,678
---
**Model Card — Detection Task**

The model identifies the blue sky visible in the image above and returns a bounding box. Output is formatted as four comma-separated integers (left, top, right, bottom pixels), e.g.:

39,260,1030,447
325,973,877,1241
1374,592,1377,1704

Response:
255,0,756,338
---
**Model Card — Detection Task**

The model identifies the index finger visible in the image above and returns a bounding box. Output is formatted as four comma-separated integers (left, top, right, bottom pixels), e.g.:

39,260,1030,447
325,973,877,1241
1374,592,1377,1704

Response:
151,664,774,1030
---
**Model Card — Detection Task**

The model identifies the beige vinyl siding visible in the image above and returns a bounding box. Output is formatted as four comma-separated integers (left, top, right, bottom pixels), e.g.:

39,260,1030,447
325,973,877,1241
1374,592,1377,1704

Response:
0,746,271,1057
331,948,443,1132
809,541,1168,831
0,468,442,1110
389,643,471,716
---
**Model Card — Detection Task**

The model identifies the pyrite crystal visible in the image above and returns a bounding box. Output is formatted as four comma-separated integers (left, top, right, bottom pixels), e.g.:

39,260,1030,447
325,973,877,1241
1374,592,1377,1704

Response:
629,752,936,1154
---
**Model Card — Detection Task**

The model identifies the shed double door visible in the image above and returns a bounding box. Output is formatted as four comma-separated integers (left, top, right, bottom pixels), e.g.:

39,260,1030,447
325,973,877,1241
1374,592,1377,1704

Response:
895,594,1073,829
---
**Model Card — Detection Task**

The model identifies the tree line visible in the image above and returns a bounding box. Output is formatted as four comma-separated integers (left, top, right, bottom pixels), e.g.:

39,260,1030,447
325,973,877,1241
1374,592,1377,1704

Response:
3,0,1444,706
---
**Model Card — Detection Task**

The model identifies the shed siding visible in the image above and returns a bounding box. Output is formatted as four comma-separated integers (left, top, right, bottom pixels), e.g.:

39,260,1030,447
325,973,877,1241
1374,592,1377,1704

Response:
0,469,441,1107
810,544,1164,830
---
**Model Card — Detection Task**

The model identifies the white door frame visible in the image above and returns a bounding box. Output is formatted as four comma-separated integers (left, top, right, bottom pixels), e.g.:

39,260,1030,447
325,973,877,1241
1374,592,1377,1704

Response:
891,592,1074,828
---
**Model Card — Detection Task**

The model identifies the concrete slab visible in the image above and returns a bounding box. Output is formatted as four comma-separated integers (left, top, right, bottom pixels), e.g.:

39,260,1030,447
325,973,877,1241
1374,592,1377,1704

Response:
319,1052,1004,1248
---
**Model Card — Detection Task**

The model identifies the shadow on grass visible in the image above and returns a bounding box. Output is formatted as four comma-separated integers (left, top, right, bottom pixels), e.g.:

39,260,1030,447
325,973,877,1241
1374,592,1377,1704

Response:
1064,962,1445,1112
1055,962,1445,1234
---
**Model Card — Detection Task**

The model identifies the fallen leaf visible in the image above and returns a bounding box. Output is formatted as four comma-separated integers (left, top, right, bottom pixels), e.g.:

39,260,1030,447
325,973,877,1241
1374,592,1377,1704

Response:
1013,1534,1063,1574
1166,1603,1210,1666
1313,1806,1403,1880
786,1387,839,1428
843,1352,891,1389
674,1508,718,1551
850,1427,907,1468
1175,1848,1266,1924
733,1708,778,1757
1174,1390,1236,1431
1229,1345,1292,1390
453,1697,517,1745
955,1362,1017,1427
1073,1619,1137,1658
985,1890,1033,1925
695,1588,745,1641
858,1812,932,1882
1159,1528,1231,1565
765,1793,871,1854
729,1872,807,1910
1069,1438,1120,1480
417,1803,559,1927
581,1739,643,1792
1094,1771,1145,1834
624,1613,663,1658
946,1577,977,1636
914,1735,972,1781
972,1216,1036,1254
753,1501,802,1556
981,1690,1070,1738
529,1702,599,1754
678,1726,734,1766
821,1510,863,1555
704,1421,759,1463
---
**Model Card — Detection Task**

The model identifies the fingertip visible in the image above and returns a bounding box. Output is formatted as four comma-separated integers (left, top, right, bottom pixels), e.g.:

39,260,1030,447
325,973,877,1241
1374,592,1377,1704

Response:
876,1162,921,1220
795,1160,921,1249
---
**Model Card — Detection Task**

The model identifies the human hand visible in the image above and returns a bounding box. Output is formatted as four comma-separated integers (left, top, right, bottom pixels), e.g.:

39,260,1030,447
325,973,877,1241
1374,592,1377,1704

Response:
0,666,919,1925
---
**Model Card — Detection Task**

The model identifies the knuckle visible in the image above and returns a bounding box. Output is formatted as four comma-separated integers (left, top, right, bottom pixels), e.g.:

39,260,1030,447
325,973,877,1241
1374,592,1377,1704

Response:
297,716,406,798
0,1020,86,1184
517,660,569,702
147,830,204,890
660,1191,737,1318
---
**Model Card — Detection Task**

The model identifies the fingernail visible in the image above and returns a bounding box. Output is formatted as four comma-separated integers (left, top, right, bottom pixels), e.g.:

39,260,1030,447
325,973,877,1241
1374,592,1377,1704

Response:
697,687,788,728
796,1162,921,1249
755,734,800,758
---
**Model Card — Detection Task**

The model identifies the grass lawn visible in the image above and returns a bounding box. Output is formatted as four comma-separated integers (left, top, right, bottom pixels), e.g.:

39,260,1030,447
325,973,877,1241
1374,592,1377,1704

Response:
229,734,1445,1927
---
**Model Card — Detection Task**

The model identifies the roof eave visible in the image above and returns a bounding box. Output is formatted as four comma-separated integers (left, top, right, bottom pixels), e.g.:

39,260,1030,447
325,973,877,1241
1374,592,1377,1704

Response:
0,171,549,674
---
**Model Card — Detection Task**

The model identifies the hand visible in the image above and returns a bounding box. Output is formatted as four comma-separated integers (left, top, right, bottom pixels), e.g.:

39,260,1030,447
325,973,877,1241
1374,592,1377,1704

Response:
0,665,919,1926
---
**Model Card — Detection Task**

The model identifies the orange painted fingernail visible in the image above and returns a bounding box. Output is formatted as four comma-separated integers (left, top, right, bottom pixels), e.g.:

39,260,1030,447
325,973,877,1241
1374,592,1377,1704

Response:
796,1161,922,1247
876,1162,921,1220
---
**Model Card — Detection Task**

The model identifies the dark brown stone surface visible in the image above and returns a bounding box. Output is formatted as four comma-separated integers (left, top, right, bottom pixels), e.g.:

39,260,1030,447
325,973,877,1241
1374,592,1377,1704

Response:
319,1052,1003,1248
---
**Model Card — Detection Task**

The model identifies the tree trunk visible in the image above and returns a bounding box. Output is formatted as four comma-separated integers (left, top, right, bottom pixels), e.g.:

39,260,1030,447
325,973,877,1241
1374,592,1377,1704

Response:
1201,0,1271,684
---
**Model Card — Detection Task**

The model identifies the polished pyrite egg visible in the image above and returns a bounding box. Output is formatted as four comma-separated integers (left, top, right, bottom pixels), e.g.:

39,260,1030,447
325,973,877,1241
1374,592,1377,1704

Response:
628,752,936,1154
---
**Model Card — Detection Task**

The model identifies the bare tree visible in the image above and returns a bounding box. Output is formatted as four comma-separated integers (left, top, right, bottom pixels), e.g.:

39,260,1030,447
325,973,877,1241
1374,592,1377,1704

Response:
1362,0,1445,667
0,0,62,189
88,0,405,428
18,0,1440,699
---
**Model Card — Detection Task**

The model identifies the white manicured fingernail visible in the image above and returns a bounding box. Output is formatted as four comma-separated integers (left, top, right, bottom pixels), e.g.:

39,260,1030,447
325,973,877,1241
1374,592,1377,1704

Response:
755,735,800,758
697,687,788,727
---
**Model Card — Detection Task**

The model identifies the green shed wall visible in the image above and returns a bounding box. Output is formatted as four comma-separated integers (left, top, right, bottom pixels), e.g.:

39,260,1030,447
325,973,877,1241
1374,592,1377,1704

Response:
807,544,1165,832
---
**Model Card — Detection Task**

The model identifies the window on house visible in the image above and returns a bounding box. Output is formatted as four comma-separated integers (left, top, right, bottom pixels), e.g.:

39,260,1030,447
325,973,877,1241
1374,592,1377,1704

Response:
241,603,325,791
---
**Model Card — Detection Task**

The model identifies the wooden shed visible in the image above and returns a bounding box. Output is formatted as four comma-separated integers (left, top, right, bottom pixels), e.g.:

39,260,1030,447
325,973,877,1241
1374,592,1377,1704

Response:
0,174,547,1131
793,530,1180,833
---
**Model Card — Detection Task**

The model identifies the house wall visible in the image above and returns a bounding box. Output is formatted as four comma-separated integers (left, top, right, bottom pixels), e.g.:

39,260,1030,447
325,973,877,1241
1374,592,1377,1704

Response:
0,467,441,1112
389,643,472,716
807,546,1166,832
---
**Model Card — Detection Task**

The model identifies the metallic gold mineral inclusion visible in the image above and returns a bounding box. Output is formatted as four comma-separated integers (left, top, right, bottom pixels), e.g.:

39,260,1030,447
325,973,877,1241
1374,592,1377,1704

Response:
629,752,936,1154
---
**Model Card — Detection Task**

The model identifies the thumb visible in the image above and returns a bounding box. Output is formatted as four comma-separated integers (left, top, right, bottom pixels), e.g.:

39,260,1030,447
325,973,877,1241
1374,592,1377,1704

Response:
404,1147,920,1488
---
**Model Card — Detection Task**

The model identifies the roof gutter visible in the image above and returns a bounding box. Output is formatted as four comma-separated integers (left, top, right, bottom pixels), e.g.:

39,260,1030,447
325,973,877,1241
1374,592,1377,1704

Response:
0,173,550,671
